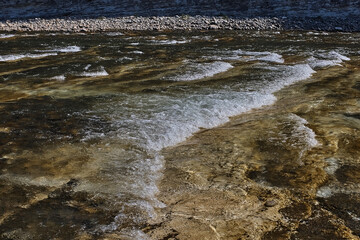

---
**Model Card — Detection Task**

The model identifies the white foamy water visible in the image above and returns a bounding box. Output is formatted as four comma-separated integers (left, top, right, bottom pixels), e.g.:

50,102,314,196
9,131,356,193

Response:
150,39,189,45
0,53,58,62
55,46,82,53
131,50,144,54
211,49,284,63
307,50,350,69
0,34,15,39
79,67,109,77
50,75,66,81
85,64,91,70
37,46,82,53
261,64,315,93
286,113,319,161
117,56,133,61
170,61,233,81
288,113,319,148
235,50,285,63
306,32,330,36
106,32,124,36
327,51,351,61
109,91,273,151
348,212,360,222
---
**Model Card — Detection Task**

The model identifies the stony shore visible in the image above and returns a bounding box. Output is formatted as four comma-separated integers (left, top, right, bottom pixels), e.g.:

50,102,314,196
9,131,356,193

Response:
1,15,360,32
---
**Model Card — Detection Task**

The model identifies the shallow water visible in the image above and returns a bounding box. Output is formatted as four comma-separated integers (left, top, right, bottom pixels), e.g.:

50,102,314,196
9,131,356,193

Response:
0,31,359,239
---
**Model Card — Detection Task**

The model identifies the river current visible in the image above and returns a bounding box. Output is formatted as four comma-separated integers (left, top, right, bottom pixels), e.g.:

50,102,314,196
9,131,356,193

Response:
0,31,359,239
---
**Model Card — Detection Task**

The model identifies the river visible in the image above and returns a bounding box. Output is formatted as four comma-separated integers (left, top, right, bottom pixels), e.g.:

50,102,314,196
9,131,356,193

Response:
0,31,359,239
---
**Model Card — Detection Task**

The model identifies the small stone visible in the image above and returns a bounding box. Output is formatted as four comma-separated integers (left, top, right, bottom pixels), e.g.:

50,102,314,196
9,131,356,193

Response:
209,24,219,30
265,200,277,207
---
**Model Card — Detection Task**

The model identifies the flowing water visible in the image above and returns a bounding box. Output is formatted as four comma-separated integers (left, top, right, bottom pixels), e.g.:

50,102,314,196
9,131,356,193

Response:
0,31,359,239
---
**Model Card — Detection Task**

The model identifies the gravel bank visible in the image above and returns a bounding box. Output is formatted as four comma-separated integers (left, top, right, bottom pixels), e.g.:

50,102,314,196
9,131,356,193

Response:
1,15,360,32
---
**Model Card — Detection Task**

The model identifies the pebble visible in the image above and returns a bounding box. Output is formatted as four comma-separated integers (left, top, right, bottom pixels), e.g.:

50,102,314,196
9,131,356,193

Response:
209,24,219,30
265,199,278,207
0,16,358,32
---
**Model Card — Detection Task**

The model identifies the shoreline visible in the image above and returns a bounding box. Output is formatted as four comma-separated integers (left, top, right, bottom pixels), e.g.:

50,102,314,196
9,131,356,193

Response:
1,16,360,32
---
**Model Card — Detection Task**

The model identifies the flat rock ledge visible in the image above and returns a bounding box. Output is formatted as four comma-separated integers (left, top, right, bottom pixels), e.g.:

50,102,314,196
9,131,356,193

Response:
0,16,359,32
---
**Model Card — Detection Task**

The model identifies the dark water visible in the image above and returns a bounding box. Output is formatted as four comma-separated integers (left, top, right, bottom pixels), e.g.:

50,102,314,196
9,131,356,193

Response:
0,31,359,239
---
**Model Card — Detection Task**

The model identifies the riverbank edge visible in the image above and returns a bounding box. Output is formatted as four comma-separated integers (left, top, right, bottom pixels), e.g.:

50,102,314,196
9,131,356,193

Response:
1,16,360,32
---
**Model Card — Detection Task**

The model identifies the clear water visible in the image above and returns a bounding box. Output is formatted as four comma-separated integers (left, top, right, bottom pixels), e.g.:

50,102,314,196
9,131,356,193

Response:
0,31,359,239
